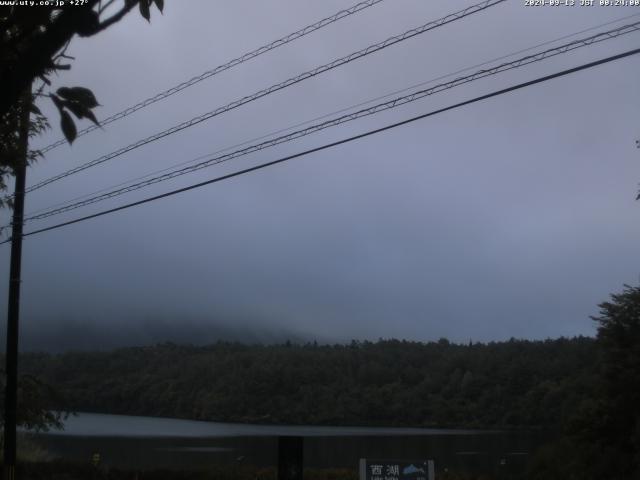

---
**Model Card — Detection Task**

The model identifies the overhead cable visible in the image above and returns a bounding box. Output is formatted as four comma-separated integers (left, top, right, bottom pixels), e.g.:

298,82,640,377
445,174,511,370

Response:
22,11,640,219
22,0,506,196
2,46,637,245
19,21,640,223
38,0,387,154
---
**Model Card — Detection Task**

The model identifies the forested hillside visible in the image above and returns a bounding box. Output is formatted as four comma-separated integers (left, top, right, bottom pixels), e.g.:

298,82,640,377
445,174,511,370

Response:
19,337,597,428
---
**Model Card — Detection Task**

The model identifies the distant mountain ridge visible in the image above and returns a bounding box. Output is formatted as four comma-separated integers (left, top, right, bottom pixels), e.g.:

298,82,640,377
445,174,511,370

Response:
1,318,319,353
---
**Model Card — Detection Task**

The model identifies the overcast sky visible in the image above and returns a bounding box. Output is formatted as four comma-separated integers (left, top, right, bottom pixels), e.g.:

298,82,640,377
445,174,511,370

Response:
1,0,639,350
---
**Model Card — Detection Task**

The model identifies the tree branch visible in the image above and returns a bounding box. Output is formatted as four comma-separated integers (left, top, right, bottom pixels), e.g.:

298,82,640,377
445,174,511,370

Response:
0,1,101,118
98,0,118,15
93,0,139,34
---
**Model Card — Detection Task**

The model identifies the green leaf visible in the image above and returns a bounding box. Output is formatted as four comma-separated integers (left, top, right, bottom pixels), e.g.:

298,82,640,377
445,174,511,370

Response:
139,0,150,22
82,108,100,127
60,111,77,144
153,0,164,13
63,100,84,120
75,9,100,37
50,94,64,113
30,104,42,116
56,87,99,108
62,100,101,127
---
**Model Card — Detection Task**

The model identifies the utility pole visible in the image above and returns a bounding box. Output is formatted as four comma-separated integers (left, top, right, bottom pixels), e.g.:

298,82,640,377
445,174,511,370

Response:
3,88,31,480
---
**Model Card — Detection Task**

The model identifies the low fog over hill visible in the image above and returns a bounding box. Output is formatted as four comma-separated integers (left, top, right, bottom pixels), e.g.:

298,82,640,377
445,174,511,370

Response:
2,316,320,353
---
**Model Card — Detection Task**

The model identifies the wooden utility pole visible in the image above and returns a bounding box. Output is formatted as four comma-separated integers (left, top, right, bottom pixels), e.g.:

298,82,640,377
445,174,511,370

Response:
3,89,31,480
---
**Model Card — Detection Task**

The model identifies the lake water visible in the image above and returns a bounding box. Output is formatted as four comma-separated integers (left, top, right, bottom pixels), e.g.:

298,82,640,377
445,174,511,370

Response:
31,412,547,476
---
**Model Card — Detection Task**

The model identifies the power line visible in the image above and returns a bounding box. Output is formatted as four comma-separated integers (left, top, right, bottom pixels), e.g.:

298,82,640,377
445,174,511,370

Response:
38,0,386,154
21,0,506,196
22,11,640,220
16,20,640,222
18,21,640,224
3,46,637,245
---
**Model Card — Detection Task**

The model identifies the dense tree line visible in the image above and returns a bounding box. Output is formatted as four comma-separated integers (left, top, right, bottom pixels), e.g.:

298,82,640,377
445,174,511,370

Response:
19,337,598,429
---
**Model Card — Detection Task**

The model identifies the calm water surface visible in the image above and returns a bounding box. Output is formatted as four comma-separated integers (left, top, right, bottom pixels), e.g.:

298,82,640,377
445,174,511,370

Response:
32,412,546,475
48,412,485,437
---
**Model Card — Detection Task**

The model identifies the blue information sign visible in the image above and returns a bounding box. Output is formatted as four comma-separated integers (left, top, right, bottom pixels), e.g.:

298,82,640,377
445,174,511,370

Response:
359,459,435,480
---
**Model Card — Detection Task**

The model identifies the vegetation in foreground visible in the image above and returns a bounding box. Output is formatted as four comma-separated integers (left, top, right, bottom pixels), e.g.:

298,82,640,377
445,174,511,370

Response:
7,460,510,480
7,461,359,480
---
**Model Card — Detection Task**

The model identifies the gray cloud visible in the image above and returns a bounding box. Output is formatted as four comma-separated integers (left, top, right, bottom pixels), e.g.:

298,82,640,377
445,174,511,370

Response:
1,0,639,350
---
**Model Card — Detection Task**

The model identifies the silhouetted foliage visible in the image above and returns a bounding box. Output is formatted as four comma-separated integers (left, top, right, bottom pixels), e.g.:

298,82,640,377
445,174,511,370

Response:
0,92,48,209
526,284,640,480
588,284,640,478
0,0,163,205
0,368,67,433
20,337,598,429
